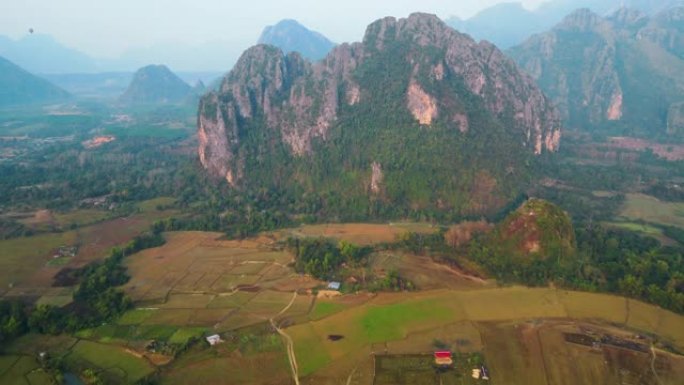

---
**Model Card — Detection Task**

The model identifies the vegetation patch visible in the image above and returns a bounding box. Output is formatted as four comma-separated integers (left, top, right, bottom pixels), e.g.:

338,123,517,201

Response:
67,340,155,382
310,300,347,321
116,309,156,325
362,300,455,342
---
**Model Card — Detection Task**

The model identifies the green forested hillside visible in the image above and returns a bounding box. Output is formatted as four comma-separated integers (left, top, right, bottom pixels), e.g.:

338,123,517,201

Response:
0,56,69,106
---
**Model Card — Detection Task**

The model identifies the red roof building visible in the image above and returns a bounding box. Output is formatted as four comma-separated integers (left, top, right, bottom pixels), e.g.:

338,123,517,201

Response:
434,351,453,366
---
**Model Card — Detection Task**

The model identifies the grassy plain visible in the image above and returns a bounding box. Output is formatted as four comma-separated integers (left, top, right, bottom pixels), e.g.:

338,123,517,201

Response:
67,340,155,383
618,193,684,228
0,231,76,293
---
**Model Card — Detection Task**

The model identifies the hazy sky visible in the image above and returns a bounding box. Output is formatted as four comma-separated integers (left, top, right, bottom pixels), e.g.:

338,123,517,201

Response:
0,0,547,58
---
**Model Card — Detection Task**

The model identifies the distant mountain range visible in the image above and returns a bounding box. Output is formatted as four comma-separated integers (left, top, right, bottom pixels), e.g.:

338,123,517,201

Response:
0,56,70,106
0,34,243,74
257,19,336,61
508,7,684,136
0,34,98,74
446,0,684,49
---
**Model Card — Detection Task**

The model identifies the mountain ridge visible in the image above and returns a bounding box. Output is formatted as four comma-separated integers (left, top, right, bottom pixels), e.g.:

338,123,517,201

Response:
0,56,70,106
508,6,684,136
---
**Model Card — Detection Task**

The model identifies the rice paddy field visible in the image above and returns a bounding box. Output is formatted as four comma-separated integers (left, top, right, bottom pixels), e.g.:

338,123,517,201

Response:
0,199,179,299
2,226,684,385
288,288,684,384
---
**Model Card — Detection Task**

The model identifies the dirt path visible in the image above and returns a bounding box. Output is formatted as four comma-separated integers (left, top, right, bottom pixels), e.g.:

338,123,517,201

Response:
650,344,663,385
346,366,358,385
271,292,299,385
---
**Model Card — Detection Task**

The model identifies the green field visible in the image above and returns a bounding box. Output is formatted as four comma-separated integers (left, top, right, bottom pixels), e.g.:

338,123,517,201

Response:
0,356,47,385
67,340,155,383
52,209,110,228
0,231,76,292
310,301,347,321
289,287,684,380
619,193,684,228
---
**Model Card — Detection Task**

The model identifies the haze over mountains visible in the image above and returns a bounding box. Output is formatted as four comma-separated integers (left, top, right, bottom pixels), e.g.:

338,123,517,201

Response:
447,0,684,48
0,56,70,106
509,6,684,136
257,19,336,61
119,65,193,105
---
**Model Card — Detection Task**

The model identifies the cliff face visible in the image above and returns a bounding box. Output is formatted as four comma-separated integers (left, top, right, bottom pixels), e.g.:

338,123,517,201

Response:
198,13,561,215
509,7,684,135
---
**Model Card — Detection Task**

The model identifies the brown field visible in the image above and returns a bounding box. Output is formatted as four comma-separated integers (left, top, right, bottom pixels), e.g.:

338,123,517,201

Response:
122,231,318,330
371,251,491,290
274,223,437,245
607,137,684,161
1,205,179,299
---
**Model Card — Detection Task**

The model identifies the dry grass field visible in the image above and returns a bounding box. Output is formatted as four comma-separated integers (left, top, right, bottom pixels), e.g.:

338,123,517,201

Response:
122,231,318,330
274,223,437,245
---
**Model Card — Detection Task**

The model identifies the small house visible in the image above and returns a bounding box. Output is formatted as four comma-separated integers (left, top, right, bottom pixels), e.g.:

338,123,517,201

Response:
434,351,453,366
206,334,222,346
327,281,341,291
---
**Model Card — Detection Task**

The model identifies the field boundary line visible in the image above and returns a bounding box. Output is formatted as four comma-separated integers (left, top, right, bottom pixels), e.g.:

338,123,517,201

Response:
650,344,663,385
271,291,299,385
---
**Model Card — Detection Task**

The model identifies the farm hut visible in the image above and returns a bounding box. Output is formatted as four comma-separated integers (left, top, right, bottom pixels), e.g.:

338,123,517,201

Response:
327,281,341,290
206,334,222,346
434,351,453,366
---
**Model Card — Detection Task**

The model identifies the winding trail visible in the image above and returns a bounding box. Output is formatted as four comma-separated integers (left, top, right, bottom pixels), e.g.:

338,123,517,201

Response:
346,366,358,385
271,292,300,385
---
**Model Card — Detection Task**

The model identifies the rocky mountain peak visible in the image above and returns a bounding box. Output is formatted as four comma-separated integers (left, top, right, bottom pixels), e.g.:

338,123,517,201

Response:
608,7,648,27
198,14,561,214
257,19,335,61
558,8,611,32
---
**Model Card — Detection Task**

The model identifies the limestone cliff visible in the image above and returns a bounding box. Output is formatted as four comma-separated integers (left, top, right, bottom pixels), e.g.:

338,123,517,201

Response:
509,7,684,135
198,13,561,215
